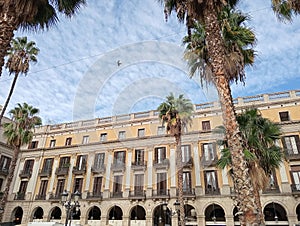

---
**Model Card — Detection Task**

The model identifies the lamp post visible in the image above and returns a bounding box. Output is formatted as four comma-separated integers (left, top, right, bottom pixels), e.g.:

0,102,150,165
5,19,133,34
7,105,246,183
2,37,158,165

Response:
162,200,181,225
61,190,81,226
272,202,278,223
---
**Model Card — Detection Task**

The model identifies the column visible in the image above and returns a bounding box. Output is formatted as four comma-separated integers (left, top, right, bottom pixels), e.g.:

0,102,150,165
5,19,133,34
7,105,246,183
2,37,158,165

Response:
169,147,176,197
147,148,153,197
85,152,94,193
124,150,132,197
279,162,291,193
221,168,231,195
48,156,59,194
27,157,42,199
104,151,113,198
193,143,202,195
66,154,76,191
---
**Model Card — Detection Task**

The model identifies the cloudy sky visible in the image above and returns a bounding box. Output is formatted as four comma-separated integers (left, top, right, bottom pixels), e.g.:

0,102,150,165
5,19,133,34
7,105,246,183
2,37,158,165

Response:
0,0,299,124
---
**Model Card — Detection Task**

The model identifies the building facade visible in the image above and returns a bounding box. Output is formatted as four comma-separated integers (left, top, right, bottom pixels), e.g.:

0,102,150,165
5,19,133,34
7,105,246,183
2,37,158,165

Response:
2,90,300,226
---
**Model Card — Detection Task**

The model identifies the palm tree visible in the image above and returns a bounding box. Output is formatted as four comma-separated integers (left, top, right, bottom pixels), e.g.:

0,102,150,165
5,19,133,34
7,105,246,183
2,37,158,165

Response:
0,0,85,76
217,108,283,225
157,93,194,226
159,1,258,224
0,37,39,125
0,103,42,222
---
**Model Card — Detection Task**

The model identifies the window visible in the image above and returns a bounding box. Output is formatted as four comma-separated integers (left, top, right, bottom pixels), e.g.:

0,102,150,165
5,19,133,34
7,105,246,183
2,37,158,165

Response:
157,173,167,195
202,143,216,162
279,111,290,122
65,137,72,146
18,181,28,194
0,178,3,190
282,135,300,155
100,133,107,142
181,145,191,163
202,120,211,131
50,139,56,148
204,171,218,193
82,135,89,144
134,174,144,192
42,158,53,172
73,178,83,193
135,149,144,165
154,147,166,164
138,128,145,137
113,175,123,194
23,159,34,173
38,180,48,197
118,131,126,140
76,155,87,170
59,157,70,168
55,179,65,197
157,126,165,135
291,166,300,191
93,177,103,195
183,172,192,193
28,141,38,149
94,153,105,169
114,151,126,164
0,156,11,171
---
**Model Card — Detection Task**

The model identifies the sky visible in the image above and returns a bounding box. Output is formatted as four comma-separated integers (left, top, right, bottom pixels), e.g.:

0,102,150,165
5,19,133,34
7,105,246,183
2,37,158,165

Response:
0,0,299,124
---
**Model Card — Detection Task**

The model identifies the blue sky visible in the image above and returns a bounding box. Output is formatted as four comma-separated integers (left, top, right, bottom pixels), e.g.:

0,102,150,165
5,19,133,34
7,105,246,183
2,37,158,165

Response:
0,0,299,124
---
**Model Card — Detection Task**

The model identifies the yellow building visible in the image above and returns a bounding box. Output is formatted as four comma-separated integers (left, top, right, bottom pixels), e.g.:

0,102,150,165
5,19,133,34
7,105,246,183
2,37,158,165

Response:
1,90,300,226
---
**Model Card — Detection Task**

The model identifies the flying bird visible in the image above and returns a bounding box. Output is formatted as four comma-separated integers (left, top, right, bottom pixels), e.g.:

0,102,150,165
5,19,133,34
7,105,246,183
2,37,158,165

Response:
117,60,122,66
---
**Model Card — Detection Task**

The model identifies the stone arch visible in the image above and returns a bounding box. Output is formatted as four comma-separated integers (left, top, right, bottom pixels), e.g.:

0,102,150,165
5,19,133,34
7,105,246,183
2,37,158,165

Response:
184,204,197,223
108,205,123,220
87,206,101,220
49,206,62,221
205,203,226,223
130,205,146,220
296,203,300,221
264,202,288,222
31,206,44,221
152,203,171,226
11,206,23,225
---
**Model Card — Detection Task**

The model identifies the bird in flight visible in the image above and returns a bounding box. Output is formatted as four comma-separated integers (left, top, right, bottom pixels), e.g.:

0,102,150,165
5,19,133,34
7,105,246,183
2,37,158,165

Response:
117,60,122,66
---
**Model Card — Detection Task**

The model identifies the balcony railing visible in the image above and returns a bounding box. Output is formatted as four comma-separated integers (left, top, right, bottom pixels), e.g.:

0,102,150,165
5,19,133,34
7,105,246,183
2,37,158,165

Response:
263,185,280,194
49,193,61,200
39,168,52,177
151,189,170,199
176,188,196,198
285,151,300,160
19,169,32,178
14,193,25,200
111,191,123,198
129,190,146,200
111,162,125,172
131,161,147,171
35,194,46,200
205,187,220,195
0,168,9,176
72,166,86,175
153,159,169,170
291,184,300,193
91,165,106,174
201,157,218,166
55,166,69,175
87,192,103,200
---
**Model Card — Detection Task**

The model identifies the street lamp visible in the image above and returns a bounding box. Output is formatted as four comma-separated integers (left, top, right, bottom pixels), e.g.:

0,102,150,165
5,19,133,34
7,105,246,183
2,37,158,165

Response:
61,190,81,226
272,202,278,223
162,200,180,216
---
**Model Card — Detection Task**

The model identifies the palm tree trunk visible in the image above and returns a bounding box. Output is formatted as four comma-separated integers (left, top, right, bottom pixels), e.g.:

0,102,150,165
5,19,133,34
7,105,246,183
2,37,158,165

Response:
253,185,265,225
0,2,17,76
176,135,185,226
0,145,20,222
202,2,257,225
0,73,19,125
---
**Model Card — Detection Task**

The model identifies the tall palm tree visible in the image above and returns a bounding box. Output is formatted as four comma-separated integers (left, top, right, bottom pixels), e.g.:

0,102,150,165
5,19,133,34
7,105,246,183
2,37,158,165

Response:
0,103,42,222
217,108,283,225
159,0,258,224
0,0,86,76
0,37,39,125
157,93,194,226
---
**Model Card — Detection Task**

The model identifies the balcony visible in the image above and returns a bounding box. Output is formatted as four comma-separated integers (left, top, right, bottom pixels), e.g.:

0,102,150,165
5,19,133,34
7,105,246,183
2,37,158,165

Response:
151,189,170,199
72,166,86,175
205,187,220,195
35,194,46,200
176,188,196,199
285,151,300,161
263,185,280,194
19,169,32,178
14,193,25,200
87,192,103,200
131,161,147,171
55,166,69,176
182,158,193,169
201,157,218,167
110,191,123,198
91,165,106,174
129,190,146,200
39,168,52,177
291,184,300,196
0,168,9,176
111,162,125,172
153,159,169,170
49,193,61,200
